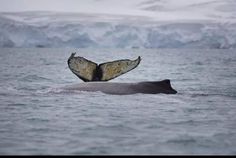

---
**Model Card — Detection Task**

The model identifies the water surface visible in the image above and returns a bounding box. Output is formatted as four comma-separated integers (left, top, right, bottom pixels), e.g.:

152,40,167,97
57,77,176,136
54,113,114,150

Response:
0,48,236,154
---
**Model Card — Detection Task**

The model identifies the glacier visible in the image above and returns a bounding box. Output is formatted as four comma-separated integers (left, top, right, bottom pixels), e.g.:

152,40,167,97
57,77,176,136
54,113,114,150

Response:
0,1,236,49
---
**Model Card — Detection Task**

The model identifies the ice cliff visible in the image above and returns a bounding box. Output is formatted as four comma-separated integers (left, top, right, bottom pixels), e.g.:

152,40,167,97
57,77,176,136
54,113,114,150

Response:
0,0,236,48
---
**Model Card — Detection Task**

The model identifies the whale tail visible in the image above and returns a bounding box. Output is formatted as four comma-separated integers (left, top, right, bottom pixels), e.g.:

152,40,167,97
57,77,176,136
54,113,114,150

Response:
68,53,141,82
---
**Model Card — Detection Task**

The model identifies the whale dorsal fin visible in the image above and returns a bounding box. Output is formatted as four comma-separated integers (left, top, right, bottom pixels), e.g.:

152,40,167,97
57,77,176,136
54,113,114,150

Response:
68,53,141,82
99,56,141,81
68,53,97,82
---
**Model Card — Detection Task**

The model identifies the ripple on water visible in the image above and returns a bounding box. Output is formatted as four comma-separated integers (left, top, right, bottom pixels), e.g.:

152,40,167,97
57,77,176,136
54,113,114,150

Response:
19,75,52,82
7,103,27,107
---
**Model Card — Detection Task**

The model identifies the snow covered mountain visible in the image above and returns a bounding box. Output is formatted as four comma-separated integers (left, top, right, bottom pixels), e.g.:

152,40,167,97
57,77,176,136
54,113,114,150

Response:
0,0,236,48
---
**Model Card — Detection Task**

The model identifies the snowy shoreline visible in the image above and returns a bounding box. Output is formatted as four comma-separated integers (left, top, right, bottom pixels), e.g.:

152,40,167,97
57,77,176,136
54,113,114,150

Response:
0,0,235,49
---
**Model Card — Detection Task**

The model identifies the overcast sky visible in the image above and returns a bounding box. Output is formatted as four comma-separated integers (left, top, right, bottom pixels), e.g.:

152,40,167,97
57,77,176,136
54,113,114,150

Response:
0,0,91,12
0,0,142,13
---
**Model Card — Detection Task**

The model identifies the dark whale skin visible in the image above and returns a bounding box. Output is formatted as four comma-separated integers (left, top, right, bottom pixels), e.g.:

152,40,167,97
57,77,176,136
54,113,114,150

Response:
64,79,177,95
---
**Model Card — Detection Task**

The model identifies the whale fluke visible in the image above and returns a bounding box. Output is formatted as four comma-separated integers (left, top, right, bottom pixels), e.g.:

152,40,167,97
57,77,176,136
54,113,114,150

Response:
68,53,141,82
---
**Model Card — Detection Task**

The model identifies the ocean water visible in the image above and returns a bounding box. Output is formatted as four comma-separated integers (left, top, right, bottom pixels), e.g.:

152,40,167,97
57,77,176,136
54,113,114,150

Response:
0,48,236,155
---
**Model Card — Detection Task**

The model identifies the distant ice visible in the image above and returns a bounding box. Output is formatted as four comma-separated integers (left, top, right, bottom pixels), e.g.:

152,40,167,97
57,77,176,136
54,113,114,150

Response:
0,0,236,48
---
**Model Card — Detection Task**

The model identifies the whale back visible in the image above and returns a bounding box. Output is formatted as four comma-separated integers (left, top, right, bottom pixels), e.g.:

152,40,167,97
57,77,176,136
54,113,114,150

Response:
63,79,177,95
133,79,177,94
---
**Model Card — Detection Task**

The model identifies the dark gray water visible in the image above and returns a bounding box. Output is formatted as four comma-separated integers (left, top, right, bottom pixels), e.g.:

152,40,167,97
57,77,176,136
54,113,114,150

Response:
0,48,236,155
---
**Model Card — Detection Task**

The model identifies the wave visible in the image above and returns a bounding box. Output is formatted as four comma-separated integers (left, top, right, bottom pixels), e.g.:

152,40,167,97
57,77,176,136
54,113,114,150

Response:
189,93,236,98
19,75,52,82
